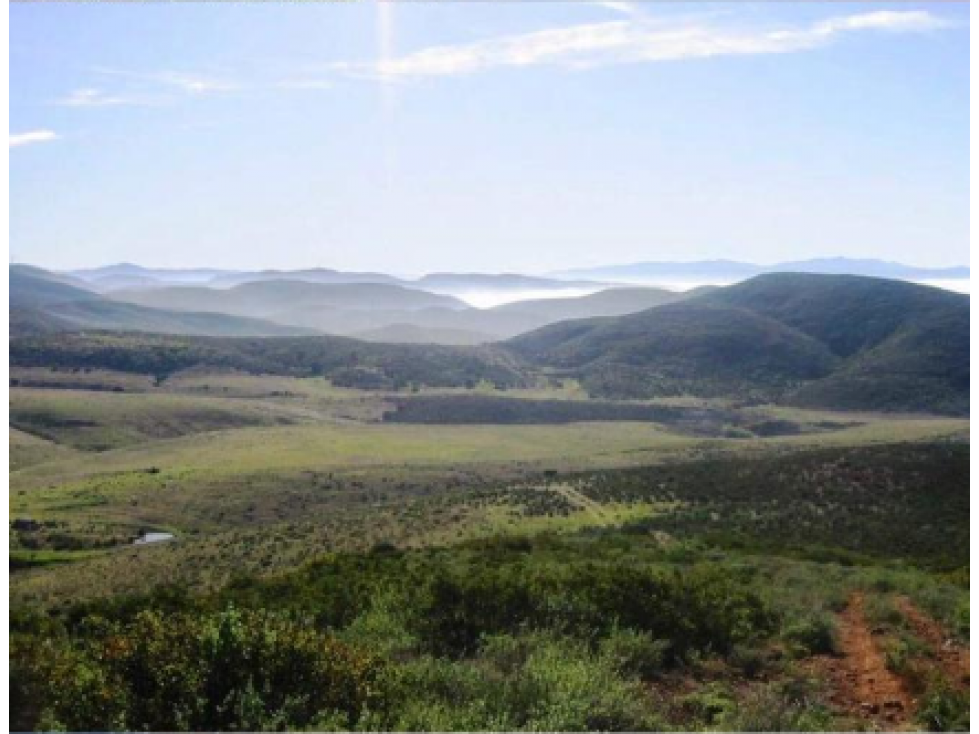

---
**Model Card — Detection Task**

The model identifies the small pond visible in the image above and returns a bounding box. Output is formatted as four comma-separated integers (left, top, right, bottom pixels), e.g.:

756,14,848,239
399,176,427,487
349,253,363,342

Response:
134,532,175,545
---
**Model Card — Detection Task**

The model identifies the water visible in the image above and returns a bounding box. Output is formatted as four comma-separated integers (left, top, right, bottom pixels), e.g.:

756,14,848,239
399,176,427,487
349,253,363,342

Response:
134,532,175,545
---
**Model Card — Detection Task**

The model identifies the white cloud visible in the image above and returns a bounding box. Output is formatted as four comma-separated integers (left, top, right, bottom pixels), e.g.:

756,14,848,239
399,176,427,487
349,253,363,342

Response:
332,10,950,80
151,72,240,94
10,130,58,148
55,88,162,108
592,2,641,17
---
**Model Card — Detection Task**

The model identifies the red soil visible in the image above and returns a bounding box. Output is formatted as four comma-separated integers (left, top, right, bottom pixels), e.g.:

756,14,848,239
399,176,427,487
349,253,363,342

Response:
816,592,914,729
894,596,970,691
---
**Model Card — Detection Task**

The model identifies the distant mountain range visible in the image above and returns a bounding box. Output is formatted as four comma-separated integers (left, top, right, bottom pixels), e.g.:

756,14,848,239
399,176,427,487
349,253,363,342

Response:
10,265,968,414
9,265,314,337
61,263,604,297
9,259,968,348
552,257,969,282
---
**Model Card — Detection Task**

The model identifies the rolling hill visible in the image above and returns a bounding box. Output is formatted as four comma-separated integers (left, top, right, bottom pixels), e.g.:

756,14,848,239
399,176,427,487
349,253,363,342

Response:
509,274,969,413
10,266,314,338
555,257,970,283
110,276,693,342
111,280,468,323
491,287,688,321
508,302,839,401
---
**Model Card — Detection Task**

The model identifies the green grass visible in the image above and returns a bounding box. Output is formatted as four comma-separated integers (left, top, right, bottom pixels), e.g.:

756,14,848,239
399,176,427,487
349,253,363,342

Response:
9,428,79,471
10,388,307,451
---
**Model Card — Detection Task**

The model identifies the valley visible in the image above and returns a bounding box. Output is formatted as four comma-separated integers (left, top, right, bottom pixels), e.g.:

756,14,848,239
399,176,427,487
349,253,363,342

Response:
8,266,970,732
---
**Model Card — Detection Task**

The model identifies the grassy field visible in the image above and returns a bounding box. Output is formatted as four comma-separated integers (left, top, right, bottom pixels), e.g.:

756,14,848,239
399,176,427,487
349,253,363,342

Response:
8,371,970,731
9,428,79,471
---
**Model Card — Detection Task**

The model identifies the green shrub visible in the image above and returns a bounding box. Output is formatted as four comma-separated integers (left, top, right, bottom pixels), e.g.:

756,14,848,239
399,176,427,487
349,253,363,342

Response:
917,681,970,732
729,643,771,679
953,598,970,639
782,613,839,656
598,628,669,679
14,607,386,732
717,682,835,732
391,632,664,731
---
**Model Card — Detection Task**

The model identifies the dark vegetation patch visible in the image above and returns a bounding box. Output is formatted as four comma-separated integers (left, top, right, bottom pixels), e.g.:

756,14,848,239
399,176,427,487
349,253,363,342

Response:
12,539,776,731
575,443,969,569
381,394,849,438
507,274,969,414
383,394,735,426
10,331,530,390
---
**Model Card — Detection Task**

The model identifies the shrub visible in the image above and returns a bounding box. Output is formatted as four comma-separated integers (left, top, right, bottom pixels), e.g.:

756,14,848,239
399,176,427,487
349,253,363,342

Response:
917,681,970,732
598,628,670,679
717,682,835,732
391,632,665,731
782,613,839,656
729,643,771,679
14,607,386,732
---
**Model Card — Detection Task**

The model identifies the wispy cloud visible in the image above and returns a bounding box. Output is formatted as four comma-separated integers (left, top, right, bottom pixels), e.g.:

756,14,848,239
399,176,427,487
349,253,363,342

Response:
331,10,949,80
93,68,241,95
55,88,163,108
55,68,241,111
10,130,59,148
592,2,642,17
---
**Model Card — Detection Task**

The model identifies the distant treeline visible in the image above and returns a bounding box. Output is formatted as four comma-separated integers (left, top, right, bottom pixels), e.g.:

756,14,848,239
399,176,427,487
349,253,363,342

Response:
9,332,530,390
382,395,717,425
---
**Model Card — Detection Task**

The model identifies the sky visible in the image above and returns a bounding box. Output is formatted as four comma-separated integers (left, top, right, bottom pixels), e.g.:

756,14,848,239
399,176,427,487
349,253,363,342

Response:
9,2,970,275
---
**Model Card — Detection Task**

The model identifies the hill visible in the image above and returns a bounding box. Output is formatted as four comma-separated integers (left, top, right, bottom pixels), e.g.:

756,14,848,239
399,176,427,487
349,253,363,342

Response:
509,302,838,401
509,274,968,413
112,280,468,325
208,268,402,288
9,329,531,389
113,280,693,342
491,287,686,321
692,273,967,357
555,257,969,283
352,323,496,345
10,266,314,338
10,264,103,308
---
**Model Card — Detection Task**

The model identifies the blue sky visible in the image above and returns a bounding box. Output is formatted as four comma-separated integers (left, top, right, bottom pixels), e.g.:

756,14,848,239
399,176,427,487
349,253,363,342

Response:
10,2,969,274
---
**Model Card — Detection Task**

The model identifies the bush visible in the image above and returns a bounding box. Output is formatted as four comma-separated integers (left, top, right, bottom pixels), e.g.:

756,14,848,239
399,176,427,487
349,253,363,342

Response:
413,563,776,661
729,643,771,679
717,682,834,732
14,607,386,731
391,632,665,731
598,628,670,679
917,681,970,732
783,613,839,656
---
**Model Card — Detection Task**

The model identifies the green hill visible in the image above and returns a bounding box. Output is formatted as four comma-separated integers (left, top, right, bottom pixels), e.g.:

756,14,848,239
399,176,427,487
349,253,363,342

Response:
10,329,531,390
692,273,967,357
509,303,838,401
508,274,968,413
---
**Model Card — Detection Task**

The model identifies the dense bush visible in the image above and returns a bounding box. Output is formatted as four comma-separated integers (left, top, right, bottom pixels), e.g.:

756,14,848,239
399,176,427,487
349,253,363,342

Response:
12,607,385,732
390,632,665,731
413,563,775,660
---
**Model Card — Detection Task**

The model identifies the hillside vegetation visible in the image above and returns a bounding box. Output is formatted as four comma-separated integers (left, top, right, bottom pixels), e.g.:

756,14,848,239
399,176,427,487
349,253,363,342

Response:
9,331,530,389
509,274,968,414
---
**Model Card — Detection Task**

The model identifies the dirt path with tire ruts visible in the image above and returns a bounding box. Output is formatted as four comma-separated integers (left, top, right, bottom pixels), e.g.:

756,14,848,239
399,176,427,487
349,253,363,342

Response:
815,592,914,729
894,596,970,691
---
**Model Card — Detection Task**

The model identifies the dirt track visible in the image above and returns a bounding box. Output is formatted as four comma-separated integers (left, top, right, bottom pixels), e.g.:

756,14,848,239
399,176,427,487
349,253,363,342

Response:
818,592,913,729
895,596,970,691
